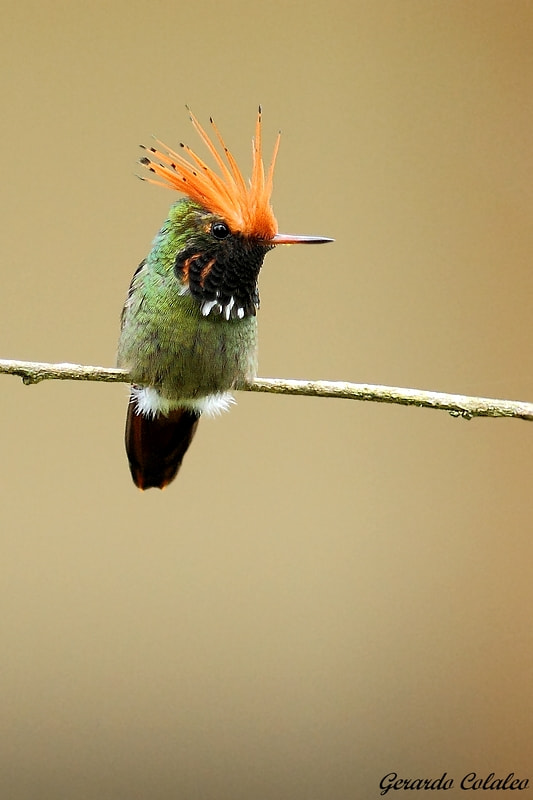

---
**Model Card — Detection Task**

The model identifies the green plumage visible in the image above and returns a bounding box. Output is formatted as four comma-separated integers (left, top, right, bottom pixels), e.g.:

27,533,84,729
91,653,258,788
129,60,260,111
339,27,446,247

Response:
118,199,259,401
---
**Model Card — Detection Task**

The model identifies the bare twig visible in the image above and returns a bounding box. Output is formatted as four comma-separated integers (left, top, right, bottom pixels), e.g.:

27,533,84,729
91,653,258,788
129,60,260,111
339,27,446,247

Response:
0,359,126,385
0,358,532,421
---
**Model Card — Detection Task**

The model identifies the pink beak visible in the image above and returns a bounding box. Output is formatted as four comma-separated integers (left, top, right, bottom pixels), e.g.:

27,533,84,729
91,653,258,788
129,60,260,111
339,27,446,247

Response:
268,233,334,245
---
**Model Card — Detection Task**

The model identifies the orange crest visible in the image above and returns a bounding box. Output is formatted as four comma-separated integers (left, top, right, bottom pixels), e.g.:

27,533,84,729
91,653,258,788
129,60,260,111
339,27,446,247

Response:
140,108,280,241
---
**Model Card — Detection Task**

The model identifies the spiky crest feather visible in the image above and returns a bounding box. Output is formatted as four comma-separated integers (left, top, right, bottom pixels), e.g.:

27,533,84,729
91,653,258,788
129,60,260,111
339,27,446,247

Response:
139,108,280,241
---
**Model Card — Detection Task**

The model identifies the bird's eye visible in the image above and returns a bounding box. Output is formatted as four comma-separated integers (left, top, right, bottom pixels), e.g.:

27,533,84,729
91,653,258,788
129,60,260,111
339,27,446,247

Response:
211,221,231,240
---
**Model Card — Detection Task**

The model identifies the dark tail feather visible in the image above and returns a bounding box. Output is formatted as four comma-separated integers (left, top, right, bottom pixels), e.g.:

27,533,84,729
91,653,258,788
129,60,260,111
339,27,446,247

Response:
125,399,200,490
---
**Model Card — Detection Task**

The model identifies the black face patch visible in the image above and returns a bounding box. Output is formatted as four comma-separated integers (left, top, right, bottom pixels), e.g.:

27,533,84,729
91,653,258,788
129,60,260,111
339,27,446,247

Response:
174,235,271,319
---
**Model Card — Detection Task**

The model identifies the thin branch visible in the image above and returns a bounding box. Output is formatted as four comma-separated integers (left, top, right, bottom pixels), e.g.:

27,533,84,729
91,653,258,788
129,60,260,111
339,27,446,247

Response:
0,359,126,385
0,357,532,421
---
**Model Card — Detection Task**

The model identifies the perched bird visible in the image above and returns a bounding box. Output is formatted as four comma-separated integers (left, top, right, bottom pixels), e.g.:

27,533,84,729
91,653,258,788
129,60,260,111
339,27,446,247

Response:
117,109,333,490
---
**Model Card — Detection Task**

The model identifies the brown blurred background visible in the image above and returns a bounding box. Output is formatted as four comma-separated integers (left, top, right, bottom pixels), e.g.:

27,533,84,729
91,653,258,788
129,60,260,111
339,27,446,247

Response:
1,1,532,798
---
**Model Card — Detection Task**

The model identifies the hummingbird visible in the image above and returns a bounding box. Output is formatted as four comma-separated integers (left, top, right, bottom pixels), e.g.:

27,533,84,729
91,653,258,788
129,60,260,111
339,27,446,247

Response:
117,108,333,490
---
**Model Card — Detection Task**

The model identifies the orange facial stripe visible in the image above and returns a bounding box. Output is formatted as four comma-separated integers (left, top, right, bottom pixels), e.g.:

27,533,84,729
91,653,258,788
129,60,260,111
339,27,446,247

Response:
199,258,216,287
181,254,201,283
